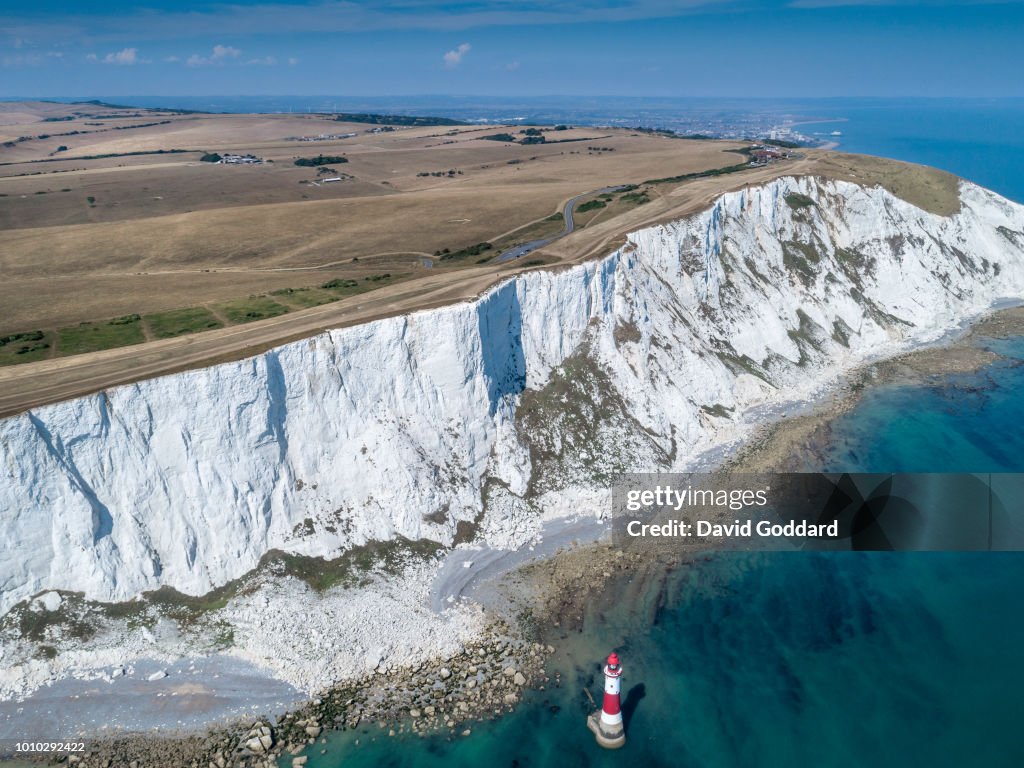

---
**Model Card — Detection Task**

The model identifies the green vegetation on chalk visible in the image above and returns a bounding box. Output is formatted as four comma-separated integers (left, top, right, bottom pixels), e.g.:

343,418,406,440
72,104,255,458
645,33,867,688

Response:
784,192,816,210
481,133,516,143
576,199,607,213
144,307,223,339
200,152,222,163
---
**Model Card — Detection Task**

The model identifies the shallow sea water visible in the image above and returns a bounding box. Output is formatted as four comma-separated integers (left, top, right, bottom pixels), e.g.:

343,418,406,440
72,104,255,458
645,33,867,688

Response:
304,339,1024,767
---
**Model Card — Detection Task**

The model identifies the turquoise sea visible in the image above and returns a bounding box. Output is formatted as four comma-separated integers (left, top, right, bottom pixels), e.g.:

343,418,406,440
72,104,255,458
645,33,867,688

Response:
306,300,1024,768
820,338,1024,474
301,109,1024,768
307,552,1024,768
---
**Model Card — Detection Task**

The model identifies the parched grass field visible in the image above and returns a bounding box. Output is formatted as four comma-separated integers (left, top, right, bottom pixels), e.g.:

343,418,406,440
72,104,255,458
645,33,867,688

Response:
0,103,756,348
0,102,961,380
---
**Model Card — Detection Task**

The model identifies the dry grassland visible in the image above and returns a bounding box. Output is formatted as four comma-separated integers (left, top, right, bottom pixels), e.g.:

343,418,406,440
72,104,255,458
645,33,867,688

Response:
0,102,966,414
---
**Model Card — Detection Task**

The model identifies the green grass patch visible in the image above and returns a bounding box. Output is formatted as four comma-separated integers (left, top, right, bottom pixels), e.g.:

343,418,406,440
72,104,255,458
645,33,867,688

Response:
321,278,359,290
213,296,291,324
576,199,607,213
502,255,557,270
0,329,45,347
270,287,341,308
439,242,493,262
58,316,145,355
0,330,53,366
144,307,223,339
620,191,651,205
645,160,751,185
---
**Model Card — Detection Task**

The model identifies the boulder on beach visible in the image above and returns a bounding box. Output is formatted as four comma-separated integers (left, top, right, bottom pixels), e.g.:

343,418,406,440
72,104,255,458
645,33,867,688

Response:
35,592,62,612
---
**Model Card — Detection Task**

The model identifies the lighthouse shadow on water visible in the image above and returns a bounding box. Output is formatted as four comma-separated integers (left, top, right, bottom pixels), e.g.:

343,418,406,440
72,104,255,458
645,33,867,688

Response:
621,683,646,732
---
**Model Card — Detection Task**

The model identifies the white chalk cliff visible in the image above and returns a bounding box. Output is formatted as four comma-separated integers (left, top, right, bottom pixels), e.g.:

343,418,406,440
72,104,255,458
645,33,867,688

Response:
3,176,1024,614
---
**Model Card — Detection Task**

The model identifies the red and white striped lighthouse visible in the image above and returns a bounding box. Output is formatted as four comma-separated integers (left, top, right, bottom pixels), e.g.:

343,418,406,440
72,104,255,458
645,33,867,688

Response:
587,651,626,748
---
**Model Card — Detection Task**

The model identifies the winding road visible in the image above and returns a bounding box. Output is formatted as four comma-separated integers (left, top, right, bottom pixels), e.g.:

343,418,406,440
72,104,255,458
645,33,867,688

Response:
496,185,629,262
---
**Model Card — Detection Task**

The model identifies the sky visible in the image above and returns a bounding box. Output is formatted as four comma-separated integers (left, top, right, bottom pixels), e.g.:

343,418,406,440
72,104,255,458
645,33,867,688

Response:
1,0,1023,99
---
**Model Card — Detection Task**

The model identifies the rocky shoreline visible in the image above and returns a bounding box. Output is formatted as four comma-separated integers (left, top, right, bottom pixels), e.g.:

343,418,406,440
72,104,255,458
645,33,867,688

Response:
725,304,1024,474
18,305,1024,768
21,619,555,768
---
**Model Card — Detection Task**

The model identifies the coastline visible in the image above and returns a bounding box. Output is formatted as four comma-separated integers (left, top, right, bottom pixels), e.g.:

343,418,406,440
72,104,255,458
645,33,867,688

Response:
725,304,1024,473
10,302,1024,767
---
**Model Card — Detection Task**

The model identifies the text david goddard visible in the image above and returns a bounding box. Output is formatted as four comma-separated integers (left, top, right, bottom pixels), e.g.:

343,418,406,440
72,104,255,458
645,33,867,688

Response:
625,519,840,538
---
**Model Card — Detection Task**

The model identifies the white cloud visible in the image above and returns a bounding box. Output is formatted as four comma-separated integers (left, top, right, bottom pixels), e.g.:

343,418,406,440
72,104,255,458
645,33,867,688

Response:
212,44,241,60
246,55,277,65
163,55,179,63
86,53,97,62
505,60,520,71
443,42,470,68
99,47,138,65
186,44,242,66
288,57,299,66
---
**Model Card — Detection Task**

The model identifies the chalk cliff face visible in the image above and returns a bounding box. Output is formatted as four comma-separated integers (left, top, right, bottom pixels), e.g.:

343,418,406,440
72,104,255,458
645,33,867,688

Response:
3,177,1024,612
